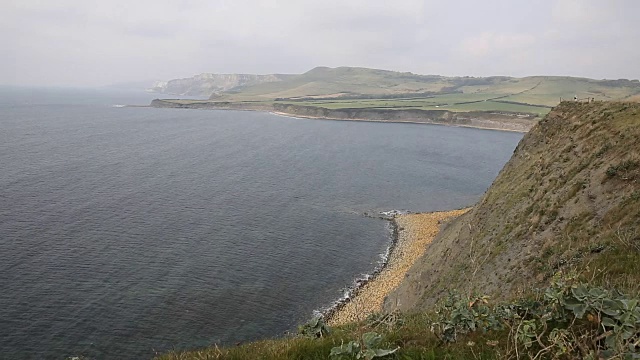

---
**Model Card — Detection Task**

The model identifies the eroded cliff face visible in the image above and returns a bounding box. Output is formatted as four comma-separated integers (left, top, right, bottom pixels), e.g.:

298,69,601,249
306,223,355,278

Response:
271,104,537,131
384,102,640,312
147,73,285,97
273,103,453,122
149,100,537,132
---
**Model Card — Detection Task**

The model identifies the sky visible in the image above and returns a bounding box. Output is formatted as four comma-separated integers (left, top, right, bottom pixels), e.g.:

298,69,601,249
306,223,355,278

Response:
2,0,640,87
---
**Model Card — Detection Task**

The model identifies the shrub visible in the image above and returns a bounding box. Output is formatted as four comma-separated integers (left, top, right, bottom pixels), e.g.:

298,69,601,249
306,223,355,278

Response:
329,332,399,360
430,272,640,358
298,316,331,338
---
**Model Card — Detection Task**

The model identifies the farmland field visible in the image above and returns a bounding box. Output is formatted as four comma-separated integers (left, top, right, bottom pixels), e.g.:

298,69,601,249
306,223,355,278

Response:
152,67,640,120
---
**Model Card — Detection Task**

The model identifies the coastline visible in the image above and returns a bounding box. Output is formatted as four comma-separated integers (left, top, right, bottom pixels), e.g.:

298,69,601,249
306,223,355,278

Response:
326,208,470,326
146,100,535,133
269,111,529,133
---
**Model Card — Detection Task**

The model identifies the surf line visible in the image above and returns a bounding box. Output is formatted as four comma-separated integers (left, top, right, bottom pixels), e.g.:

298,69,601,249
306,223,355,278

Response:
318,210,406,323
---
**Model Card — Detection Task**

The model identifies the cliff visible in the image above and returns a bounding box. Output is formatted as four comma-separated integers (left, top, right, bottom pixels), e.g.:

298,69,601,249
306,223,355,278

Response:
272,103,537,132
147,73,290,97
384,101,640,312
149,99,538,132
148,67,640,127
153,67,640,106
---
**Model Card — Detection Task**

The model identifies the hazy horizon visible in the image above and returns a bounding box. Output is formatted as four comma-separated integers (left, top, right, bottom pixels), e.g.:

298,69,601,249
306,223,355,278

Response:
3,0,640,87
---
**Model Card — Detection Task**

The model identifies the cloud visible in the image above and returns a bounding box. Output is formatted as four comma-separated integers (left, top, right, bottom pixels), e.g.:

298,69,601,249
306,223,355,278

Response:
551,0,602,25
458,32,537,58
1,0,639,86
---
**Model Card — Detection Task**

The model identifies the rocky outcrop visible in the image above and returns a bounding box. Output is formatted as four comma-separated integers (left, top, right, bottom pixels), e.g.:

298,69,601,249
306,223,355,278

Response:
149,99,273,111
272,103,537,132
274,103,454,123
147,73,286,97
149,100,538,132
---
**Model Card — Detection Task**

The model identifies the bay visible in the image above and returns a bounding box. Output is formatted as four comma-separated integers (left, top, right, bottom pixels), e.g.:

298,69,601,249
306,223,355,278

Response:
0,88,522,359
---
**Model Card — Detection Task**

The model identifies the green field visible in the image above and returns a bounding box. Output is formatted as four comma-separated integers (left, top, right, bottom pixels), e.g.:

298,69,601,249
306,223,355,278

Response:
277,93,553,116
156,67,640,118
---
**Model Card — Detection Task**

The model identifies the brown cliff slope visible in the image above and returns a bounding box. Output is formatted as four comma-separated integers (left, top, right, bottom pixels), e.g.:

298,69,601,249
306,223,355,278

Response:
384,101,640,312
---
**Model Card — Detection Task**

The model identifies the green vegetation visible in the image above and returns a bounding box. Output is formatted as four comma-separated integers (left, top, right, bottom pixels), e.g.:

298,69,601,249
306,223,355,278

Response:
156,307,497,359
153,67,640,122
157,272,639,359
431,272,640,358
298,317,331,339
276,95,552,116
606,160,639,180
386,102,640,310
329,332,398,359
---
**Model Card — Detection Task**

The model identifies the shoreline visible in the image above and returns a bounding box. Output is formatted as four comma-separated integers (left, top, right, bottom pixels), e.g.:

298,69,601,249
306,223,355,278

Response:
145,101,533,133
325,208,470,326
269,111,529,133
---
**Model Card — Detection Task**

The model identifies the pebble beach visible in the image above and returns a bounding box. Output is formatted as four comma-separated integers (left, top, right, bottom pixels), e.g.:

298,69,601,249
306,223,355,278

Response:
327,208,469,326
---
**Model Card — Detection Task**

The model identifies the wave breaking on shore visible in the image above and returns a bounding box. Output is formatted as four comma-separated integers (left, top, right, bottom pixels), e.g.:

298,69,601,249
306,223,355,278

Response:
322,208,470,325
313,210,402,320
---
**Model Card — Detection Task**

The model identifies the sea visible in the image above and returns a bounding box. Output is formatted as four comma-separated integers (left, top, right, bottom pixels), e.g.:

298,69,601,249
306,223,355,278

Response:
0,86,523,359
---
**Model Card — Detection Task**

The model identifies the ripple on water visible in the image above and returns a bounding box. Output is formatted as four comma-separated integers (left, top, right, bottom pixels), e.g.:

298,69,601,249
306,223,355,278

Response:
0,93,522,359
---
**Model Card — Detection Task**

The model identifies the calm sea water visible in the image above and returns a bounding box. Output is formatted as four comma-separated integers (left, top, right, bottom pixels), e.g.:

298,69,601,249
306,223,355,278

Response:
0,87,523,359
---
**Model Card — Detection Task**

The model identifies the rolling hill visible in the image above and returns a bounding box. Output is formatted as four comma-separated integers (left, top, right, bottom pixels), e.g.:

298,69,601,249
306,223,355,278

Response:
150,67,640,123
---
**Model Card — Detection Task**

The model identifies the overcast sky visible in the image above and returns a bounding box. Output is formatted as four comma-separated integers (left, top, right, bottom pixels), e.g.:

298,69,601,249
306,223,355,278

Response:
2,0,639,87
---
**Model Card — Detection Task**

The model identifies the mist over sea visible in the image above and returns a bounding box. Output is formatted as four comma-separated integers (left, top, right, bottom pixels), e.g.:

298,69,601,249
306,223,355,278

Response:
0,87,522,359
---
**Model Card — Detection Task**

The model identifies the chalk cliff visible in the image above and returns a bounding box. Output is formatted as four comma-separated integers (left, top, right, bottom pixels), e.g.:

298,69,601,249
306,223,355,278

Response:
147,73,288,97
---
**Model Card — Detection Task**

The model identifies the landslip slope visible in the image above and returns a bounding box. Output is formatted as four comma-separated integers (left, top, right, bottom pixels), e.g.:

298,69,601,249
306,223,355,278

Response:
384,101,640,313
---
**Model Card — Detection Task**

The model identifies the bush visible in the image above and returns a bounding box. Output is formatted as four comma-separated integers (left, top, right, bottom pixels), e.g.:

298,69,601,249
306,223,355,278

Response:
430,272,640,358
329,332,398,360
298,316,331,338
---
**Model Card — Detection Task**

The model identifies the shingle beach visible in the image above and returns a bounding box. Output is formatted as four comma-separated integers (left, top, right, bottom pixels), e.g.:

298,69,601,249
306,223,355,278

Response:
327,209,469,326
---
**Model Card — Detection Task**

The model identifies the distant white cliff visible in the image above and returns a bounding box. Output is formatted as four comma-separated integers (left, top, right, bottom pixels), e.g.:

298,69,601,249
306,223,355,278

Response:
146,73,287,97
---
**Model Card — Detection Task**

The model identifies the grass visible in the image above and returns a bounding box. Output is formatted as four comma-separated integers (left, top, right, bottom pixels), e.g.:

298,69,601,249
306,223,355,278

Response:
156,313,504,360
428,101,550,115
263,96,548,117
155,68,640,120
158,272,640,359
374,101,640,313
216,70,639,108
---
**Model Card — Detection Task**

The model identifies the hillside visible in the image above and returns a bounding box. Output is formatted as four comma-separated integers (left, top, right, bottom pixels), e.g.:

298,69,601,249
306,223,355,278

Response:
150,67,640,123
158,102,640,359
384,101,640,312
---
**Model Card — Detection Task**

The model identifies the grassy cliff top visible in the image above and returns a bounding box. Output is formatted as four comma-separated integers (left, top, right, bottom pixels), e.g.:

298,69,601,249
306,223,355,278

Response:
385,101,640,312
